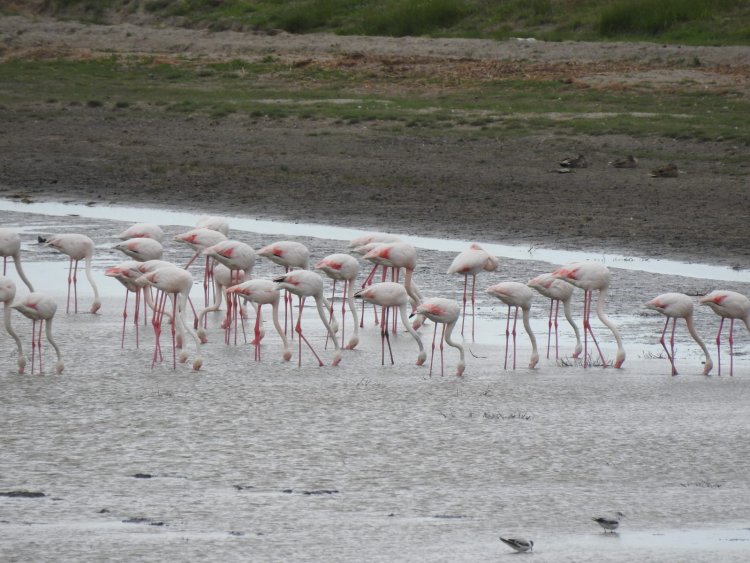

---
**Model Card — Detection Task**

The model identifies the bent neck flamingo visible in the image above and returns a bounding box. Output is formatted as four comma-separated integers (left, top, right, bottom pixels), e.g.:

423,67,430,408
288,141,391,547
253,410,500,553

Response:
699,290,750,376
12,292,63,375
0,228,34,292
415,298,465,376
42,233,100,314
487,282,539,370
315,253,360,350
527,273,582,360
1,276,26,374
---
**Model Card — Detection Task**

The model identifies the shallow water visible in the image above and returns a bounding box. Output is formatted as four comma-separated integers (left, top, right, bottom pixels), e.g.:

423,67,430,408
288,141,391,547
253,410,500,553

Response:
2,203,750,562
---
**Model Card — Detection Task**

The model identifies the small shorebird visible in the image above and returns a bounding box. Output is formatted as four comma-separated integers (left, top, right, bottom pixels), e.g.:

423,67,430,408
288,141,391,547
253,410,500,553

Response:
559,154,587,168
609,155,638,168
649,162,679,177
499,537,534,552
592,511,624,533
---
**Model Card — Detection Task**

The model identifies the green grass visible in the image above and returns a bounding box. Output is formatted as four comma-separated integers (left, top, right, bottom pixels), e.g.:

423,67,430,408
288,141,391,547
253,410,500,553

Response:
0,57,747,144
17,1,750,45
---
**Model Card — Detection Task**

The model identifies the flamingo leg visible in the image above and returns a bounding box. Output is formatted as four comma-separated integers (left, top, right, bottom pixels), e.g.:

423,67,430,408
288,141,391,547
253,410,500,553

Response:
135,288,141,349
440,323,446,377
554,299,560,359
30,319,37,374
511,305,519,370
295,297,324,367
503,304,511,370
253,304,263,361
121,289,129,349
729,318,735,377
715,317,724,375
460,274,468,338
429,322,437,376
546,299,553,359
72,258,79,314
340,280,347,348
325,279,336,350
583,290,607,367
470,274,477,343
657,316,676,374
171,293,178,369
670,317,678,376
65,258,73,314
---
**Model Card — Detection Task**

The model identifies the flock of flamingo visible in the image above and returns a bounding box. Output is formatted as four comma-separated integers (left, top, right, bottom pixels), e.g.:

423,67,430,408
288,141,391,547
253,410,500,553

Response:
1,220,749,378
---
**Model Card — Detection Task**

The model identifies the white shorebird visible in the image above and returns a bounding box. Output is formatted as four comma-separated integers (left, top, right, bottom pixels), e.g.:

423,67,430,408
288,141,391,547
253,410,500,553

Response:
592,512,624,533
415,298,465,377
487,282,539,370
499,537,534,552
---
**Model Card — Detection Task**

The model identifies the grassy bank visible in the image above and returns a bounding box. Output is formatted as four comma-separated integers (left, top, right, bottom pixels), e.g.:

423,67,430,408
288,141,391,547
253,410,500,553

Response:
1,56,747,145
11,0,750,45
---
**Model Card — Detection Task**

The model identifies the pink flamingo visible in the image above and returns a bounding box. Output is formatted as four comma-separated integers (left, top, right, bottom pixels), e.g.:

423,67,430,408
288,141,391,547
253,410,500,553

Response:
273,269,341,368
315,253,360,350
350,242,386,328
117,222,164,242
258,240,310,338
363,241,425,330
12,292,63,375
355,282,426,367
646,293,713,376
0,228,34,292
527,273,582,360
487,282,539,370
105,260,152,348
348,233,401,249
174,227,227,318
195,263,253,344
114,238,164,262
140,264,203,371
699,290,750,376
41,233,101,314
197,215,230,236
447,243,498,341
415,298,465,376
551,262,625,368
227,279,292,362
1,276,26,374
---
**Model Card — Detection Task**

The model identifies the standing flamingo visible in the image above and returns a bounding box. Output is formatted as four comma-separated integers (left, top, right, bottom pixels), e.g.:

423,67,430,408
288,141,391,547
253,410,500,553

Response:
40,233,101,314
487,282,539,370
0,228,34,292
174,227,227,317
527,273,582,360
315,253,360,350
1,276,26,374
447,243,498,341
140,265,203,371
105,260,151,349
201,240,256,344
197,216,230,236
195,263,252,344
273,269,341,368
415,298,465,376
551,262,625,368
348,233,401,249
355,282,426,367
258,240,310,339
117,222,164,242
699,290,750,376
363,241,425,329
646,293,713,376
227,279,292,362
12,292,63,375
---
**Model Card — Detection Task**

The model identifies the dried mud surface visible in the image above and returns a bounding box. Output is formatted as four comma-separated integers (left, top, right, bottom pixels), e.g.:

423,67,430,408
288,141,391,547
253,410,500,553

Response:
1,16,749,267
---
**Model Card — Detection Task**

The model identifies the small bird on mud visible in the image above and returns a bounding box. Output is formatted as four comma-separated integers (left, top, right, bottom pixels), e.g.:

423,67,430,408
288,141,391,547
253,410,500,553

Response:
649,162,680,177
559,154,588,168
499,537,534,552
592,511,625,533
609,155,638,168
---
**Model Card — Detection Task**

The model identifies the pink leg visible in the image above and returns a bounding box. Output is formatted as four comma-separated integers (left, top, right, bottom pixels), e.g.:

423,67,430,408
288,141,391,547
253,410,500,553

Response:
511,306,519,370
295,298,324,367
546,299,553,359
66,258,74,314
553,299,560,359
429,322,437,376
325,279,337,350
460,275,468,337
29,320,37,374
670,317,678,375
715,318,724,375
171,293,177,369
729,318,735,376
657,316,676,375
37,319,44,374
72,259,79,314
440,323,446,377
253,304,263,361
121,289,129,348
340,280,348,348
135,288,141,349
470,274,477,343
503,304,511,370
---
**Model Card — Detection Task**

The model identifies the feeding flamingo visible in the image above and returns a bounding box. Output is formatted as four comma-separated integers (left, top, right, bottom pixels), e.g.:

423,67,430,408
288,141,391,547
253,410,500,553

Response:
315,253,360,350
12,292,63,375
258,240,310,338
415,298,465,376
487,282,539,370
40,233,101,314
527,273,582,360
646,293,712,376
117,222,164,242
114,238,164,262
551,262,625,368
699,290,750,376
1,276,26,374
0,228,34,292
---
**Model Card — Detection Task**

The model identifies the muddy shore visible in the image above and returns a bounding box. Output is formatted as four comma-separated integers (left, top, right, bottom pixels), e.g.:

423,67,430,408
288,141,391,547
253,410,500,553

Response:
1,16,748,268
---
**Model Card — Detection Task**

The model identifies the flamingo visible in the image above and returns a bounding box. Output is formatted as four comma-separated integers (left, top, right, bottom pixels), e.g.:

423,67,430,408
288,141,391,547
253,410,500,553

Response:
527,273,582,360
646,293,713,376
140,264,202,371
350,242,386,328
487,282,539,370
348,233,401,249
201,240,256,344
114,238,164,262
447,243,498,341
699,290,750,376
1,276,26,374
0,228,34,292
415,298,465,376
104,260,152,349
117,222,164,242
362,241,424,329
258,240,310,338
40,233,101,314
195,263,252,344
273,269,341,368
12,292,63,375
174,227,227,317
354,282,426,367
196,215,230,236
227,279,292,363
551,262,625,368
315,253,360,350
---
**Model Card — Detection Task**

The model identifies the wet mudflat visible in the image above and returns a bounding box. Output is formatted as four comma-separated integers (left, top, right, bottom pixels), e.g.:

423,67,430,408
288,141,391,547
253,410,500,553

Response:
1,203,750,562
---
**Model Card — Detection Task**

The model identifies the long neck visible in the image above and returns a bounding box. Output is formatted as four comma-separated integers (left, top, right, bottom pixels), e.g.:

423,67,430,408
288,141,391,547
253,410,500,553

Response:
685,314,712,366
345,279,359,341
562,298,582,350
270,299,289,353
13,254,34,292
44,318,64,374
521,306,539,368
595,288,626,367
443,318,465,365
4,304,25,368
84,254,101,311
398,302,426,364
314,294,340,352
402,269,423,307
177,290,202,366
